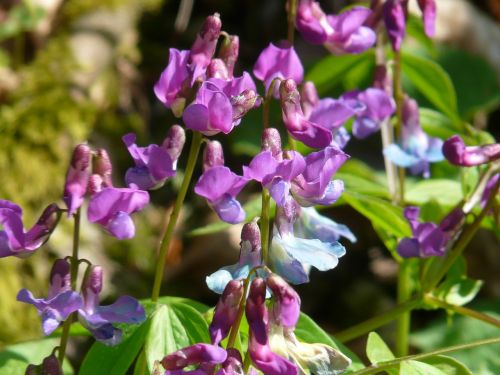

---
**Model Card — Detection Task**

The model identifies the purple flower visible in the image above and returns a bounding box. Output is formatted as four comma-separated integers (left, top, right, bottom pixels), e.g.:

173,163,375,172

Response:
342,88,395,139
195,166,249,224
0,202,60,258
482,174,499,210
267,274,301,328
78,266,145,345
161,344,227,372
206,220,262,294
25,354,63,375
123,126,185,190
443,135,500,167
87,181,149,239
63,144,91,216
17,259,83,335
218,34,239,77
397,206,464,258
296,1,376,54
270,199,346,284
417,0,437,38
253,43,304,98
383,0,407,51
280,79,335,148
183,74,257,136
384,97,444,178
290,146,348,207
209,280,244,345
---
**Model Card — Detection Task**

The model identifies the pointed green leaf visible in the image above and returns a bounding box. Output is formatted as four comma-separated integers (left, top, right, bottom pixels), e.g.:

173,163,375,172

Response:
420,355,473,375
401,360,447,375
366,332,397,375
406,179,463,206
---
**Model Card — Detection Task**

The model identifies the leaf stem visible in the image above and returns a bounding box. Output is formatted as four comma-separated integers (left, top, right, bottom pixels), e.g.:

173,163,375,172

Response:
58,208,81,364
335,298,421,343
350,337,500,375
151,131,203,302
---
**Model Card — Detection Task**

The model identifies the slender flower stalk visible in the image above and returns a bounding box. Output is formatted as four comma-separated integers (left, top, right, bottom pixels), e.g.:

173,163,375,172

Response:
58,208,81,364
151,131,203,302
260,190,271,264
393,51,405,204
287,0,298,44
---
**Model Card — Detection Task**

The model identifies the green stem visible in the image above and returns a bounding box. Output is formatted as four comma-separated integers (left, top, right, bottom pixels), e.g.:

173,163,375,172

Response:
425,295,500,328
350,337,500,375
396,260,413,356
263,78,280,129
226,276,252,349
151,131,203,302
335,298,421,343
58,208,81,364
242,347,252,372
287,0,297,44
423,177,500,292
393,51,405,204
260,189,271,264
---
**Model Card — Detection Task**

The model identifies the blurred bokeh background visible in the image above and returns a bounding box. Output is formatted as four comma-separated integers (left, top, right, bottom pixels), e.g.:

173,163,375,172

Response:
0,0,499,371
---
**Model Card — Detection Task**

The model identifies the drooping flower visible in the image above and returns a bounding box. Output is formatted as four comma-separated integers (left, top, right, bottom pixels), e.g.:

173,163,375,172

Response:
78,266,145,345
195,141,249,224
266,274,301,329
17,259,83,335
397,206,464,258
270,199,346,284
384,97,444,178
63,144,91,216
290,146,348,207
442,135,500,167
253,43,304,98
209,280,244,345
481,174,500,210
383,0,407,51
206,220,262,294
25,353,63,375
417,0,437,38
161,344,227,374
0,202,60,258
296,1,376,54
295,207,357,244
123,126,186,190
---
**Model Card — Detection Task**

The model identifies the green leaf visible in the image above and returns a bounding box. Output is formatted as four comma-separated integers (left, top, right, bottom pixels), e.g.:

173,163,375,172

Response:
337,173,389,199
342,192,410,238
433,278,483,306
295,313,364,372
79,318,150,375
401,360,447,375
0,338,74,375
306,51,374,95
366,332,397,375
420,355,473,375
406,179,463,207
402,52,461,125
419,108,467,140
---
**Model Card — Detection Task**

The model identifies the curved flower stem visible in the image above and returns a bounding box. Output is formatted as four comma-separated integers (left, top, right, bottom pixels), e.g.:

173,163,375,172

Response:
424,294,500,328
287,0,297,44
423,177,500,292
396,260,413,356
260,189,271,264
242,346,252,372
151,131,203,302
58,208,81,364
335,298,421,343
350,337,500,375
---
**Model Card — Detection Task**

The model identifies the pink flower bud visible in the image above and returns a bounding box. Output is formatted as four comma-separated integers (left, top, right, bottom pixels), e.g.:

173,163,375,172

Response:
261,128,282,158
203,140,225,171
207,58,230,80
93,149,113,187
443,135,500,167
48,259,71,298
245,277,268,345
82,265,103,311
219,35,239,77
267,274,301,328
241,219,261,253
162,125,186,163
64,144,91,216
189,13,222,71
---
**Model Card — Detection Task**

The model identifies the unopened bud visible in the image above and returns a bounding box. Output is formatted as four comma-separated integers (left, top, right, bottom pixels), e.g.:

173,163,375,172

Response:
83,265,103,295
93,149,113,187
25,354,63,375
162,125,186,163
48,259,71,298
189,13,222,68
300,81,319,119
261,128,282,157
443,135,500,167
206,59,229,80
267,274,301,328
27,203,61,250
209,280,244,345
88,174,103,195
231,89,260,122
245,277,268,345
219,34,239,77
241,219,261,253
203,141,225,171
64,144,91,216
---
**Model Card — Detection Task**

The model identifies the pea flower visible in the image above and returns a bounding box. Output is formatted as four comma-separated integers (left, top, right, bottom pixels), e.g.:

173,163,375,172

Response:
25,354,63,375
206,220,262,294
195,141,249,224
0,201,60,258
290,146,348,207
209,280,244,345
161,344,227,375
384,97,444,178
87,150,149,239
397,206,464,258
17,259,83,335
123,126,186,190
296,1,376,54
253,43,304,98
63,144,91,216
295,207,357,244
270,198,346,284
218,34,239,77
78,266,145,346
442,135,500,167
482,174,500,209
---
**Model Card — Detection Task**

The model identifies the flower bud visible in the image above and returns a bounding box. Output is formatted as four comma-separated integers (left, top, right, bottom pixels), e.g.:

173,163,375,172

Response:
25,354,63,375
241,219,261,254
161,344,227,370
261,128,282,159
189,13,222,69
219,34,239,77
48,259,71,298
82,265,103,310
231,89,260,122
245,277,268,345
443,135,500,167
25,203,61,250
203,140,225,171
162,125,186,163
300,81,319,119
206,58,230,80
93,149,113,187
88,174,103,195
209,279,244,345
64,144,91,216
383,0,407,52
267,274,301,328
